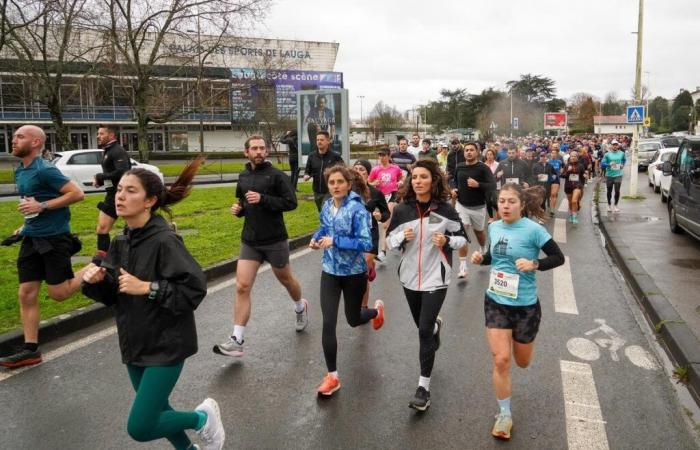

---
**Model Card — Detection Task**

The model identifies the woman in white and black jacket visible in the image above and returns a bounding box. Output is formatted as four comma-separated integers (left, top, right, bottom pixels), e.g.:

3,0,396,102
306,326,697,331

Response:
386,159,467,412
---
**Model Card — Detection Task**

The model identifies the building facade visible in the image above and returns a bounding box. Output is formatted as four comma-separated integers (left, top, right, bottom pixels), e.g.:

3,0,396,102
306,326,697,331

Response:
0,30,340,154
594,115,635,135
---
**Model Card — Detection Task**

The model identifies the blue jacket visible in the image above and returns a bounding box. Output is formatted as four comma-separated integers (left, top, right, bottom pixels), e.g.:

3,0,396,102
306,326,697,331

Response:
312,191,372,276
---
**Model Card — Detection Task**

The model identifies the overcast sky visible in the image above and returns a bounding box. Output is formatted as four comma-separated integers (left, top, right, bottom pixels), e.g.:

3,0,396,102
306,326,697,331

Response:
260,0,700,118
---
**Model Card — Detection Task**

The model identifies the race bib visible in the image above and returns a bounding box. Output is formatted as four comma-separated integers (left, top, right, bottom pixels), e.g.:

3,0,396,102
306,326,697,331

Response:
488,270,519,299
610,163,620,171
505,177,519,185
103,179,113,188
537,174,548,182
569,174,579,182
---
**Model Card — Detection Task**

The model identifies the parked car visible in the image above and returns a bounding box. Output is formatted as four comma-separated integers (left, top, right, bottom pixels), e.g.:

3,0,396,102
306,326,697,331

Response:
51,149,164,192
647,148,678,193
637,140,662,171
663,136,700,241
659,135,682,148
660,151,678,203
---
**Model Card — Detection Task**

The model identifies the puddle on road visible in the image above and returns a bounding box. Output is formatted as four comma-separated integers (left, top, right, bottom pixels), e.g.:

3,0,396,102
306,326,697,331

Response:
669,258,700,270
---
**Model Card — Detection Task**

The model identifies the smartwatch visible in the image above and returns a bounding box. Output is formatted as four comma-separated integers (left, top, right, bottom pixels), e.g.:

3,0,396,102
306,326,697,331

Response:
148,281,160,300
40,201,49,211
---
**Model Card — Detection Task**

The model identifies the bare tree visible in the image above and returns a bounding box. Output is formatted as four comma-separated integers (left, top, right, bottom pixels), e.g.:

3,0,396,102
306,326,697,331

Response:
95,0,270,161
0,0,45,53
3,0,102,150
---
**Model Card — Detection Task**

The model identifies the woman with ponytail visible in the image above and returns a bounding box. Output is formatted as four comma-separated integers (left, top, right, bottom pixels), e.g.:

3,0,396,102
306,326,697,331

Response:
81,157,225,450
470,182,564,441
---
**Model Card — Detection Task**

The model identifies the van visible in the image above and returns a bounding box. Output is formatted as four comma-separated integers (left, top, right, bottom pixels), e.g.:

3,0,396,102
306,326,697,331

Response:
663,136,700,240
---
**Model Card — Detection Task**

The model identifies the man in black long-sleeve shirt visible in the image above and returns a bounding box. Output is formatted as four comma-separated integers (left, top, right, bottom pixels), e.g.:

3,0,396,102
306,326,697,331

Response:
93,124,130,254
214,135,309,358
452,142,495,278
303,131,344,211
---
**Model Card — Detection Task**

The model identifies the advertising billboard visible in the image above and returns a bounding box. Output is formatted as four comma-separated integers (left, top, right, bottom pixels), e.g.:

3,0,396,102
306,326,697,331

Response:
296,89,350,165
544,112,568,129
230,69,343,122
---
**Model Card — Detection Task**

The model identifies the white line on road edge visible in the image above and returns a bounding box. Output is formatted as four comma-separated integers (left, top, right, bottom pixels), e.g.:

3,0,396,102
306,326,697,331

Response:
0,326,117,382
554,256,578,315
0,246,316,383
553,218,567,244
560,360,609,450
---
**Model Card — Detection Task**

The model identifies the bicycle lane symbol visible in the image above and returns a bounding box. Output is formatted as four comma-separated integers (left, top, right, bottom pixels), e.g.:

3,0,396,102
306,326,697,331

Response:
566,319,659,370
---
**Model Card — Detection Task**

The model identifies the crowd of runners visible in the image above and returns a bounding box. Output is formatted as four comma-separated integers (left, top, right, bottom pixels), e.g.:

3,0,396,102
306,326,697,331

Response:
0,125,630,449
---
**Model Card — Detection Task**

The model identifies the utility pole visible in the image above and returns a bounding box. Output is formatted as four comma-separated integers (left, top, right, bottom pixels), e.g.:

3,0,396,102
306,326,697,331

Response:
629,0,644,197
509,88,513,138
357,95,364,125
188,15,205,152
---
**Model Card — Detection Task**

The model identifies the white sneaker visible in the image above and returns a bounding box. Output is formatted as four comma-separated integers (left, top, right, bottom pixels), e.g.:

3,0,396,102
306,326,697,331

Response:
295,298,309,332
613,205,620,213
607,204,613,212
458,263,468,279
376,250,386,262
195,398,225,450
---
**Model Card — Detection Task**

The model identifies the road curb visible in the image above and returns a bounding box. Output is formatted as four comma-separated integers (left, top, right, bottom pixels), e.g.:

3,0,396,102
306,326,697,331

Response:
594,182,700,404
0,233,314,354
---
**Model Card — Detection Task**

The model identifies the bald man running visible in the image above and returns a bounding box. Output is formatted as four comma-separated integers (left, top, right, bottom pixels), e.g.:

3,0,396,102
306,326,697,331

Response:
0,125,87,368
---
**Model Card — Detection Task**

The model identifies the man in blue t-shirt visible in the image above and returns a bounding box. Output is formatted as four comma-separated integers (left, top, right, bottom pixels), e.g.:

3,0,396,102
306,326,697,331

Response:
0,125,87,369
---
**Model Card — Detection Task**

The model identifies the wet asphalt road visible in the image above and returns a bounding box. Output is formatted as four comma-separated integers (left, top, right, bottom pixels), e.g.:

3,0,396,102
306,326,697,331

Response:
1,183,699,449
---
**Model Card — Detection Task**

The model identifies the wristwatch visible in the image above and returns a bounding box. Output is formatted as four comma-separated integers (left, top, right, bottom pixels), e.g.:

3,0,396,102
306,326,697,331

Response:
40,201,49,212
532,259,539,270
148,281,160,300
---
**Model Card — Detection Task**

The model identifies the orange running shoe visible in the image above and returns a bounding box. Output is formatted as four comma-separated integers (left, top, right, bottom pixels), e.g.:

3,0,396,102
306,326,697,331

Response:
372,300,385,330
316,373,341,397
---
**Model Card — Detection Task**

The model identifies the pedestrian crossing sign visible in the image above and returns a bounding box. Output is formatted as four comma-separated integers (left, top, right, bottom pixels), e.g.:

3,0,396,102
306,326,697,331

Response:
626,105,645,124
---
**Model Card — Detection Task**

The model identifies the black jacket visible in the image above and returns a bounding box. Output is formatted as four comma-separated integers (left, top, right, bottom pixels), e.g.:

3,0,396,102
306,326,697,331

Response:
235,161,297,246
304,150,344,194
494,158,533,187
96,141,130,189
280,131,298,164
453,161,496,207
364,185,390,250
82,215,207,366
446,149,466,187
532,161,556,186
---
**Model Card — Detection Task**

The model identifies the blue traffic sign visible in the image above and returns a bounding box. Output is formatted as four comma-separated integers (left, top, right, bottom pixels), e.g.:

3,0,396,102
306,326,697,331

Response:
626,105,645,124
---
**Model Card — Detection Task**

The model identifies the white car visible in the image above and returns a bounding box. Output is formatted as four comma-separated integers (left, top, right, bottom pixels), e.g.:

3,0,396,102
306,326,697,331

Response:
646,148,678,195
659,150,678,203
51,149,164,192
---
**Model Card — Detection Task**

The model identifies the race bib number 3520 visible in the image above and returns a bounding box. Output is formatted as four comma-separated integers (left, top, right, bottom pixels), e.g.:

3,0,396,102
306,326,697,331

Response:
488,270,519,299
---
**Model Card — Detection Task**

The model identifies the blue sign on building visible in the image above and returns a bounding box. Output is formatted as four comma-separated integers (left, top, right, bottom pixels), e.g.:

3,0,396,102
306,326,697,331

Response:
626,105,645,124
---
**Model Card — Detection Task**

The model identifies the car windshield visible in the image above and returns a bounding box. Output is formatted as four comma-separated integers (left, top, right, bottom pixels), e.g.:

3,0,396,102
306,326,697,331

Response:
660,152,675,162
661,137,681,147
639,143,660,152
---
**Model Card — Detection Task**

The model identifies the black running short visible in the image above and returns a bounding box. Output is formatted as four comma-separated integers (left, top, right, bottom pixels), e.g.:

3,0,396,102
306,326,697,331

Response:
484,294,541,344
17,234,76,285
239,240,290,268
97,188,118,219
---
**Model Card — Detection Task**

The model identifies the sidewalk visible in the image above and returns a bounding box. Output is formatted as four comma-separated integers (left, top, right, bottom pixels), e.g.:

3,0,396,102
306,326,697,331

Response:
596,166,700,402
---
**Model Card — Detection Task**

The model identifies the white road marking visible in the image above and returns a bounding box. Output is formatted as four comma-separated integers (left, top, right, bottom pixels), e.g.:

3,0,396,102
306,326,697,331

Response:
0,326,117,382
558,197,570,212
0,246,316,382
624,345,660,370
553,218,567,243
554,256,578,315
567,337,601,361
560,360,609,450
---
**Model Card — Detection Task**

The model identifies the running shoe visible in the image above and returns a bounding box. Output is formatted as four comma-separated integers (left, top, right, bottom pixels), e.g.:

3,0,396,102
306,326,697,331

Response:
372,300,385,330
434,316,444,351
567,214,573,223
212,336,244,357
0,347,42,368
375,250,386,262
316,373,340,397
195,398,225,450
572,215,579,225
457,263,468,279
408,386,431,412
613,205,620,213
295,298,309,332
607,204,613,212
549,208,555,217
492,413,513,440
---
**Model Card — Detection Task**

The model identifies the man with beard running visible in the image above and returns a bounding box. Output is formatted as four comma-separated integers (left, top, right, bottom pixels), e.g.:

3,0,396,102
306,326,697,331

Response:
93,125,131,255
214,135,309,358
452,142,495,278
494,145,532,190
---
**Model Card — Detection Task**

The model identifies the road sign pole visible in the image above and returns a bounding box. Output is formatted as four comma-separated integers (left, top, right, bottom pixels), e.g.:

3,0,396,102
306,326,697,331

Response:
629,0,644,197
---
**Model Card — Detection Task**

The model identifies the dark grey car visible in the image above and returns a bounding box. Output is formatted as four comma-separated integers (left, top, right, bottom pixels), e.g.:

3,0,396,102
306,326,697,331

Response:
664,136,700,240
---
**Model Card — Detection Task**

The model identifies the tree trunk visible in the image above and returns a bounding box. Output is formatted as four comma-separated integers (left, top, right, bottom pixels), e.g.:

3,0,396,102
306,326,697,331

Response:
47,99,73,151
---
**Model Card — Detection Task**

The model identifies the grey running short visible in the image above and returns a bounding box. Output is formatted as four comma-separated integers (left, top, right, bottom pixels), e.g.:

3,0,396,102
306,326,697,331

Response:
484,294,541,344
239,240,290,268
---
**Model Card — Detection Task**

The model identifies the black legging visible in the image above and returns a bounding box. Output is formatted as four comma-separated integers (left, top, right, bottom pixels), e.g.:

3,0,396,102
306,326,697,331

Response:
403,287,447,377
606,176,622,205
321,271,377,372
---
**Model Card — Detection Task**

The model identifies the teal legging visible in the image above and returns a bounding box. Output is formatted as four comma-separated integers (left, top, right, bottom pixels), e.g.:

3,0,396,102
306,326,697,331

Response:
126,362,199,450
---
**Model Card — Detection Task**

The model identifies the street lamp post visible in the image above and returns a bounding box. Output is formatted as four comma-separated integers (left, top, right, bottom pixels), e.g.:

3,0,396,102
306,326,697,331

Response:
357,95,364,125
629,0,644,197
188,16,205,153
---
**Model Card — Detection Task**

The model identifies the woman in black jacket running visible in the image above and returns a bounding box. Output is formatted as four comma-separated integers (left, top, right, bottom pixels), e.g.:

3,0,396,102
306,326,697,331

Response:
81,159,224,450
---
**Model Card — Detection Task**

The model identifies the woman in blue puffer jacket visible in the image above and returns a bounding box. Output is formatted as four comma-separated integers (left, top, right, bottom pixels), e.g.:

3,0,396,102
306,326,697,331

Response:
309,165,385,397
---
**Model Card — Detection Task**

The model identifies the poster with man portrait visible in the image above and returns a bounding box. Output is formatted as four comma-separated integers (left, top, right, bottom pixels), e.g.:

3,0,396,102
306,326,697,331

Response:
296,89,350,165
